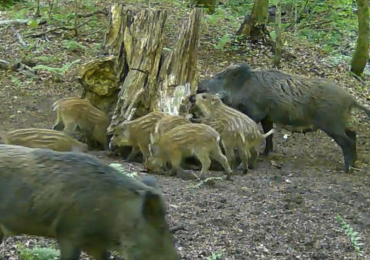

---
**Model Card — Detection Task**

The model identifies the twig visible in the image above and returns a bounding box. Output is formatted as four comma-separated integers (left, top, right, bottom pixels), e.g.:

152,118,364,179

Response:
169,225,186,234
77,9,109,18
11,27,28,47
283,0,309,32
25,19,92,38
295,19,332,31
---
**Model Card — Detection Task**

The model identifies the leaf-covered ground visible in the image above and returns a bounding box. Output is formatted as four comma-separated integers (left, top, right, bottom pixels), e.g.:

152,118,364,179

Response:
0,1,370,259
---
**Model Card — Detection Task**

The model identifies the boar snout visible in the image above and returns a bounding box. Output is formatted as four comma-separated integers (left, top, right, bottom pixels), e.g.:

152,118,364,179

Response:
189,94,196,103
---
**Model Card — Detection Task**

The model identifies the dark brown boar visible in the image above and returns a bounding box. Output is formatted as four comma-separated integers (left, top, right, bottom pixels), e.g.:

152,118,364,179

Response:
148,123,233,180
2,128,88,152
0,144,179,260
109,111,168,164
193,93,274,172
52,97,110,150
195,63,370,172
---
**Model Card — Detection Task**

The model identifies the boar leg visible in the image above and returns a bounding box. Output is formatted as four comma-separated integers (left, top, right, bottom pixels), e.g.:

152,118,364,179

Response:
209,148,233,180
324,130,356,173
52,121,65,131
237,145,251,174
127,146,140,162
170,155,197,178
138,143,151,165
261,118,274,155
57,238,81,260
93,128,108,150
248,147,258,169
345,128,357,163
224,147,236,169
196,152,212,180
83,247,111,260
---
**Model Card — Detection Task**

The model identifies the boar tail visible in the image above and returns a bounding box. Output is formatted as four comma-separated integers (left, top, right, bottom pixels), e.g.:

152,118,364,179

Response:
354,102,370,119
262,129,275,139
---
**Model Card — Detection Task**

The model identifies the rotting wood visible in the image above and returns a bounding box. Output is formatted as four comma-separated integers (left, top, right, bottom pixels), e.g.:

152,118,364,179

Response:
77,4,201,136
104,5,168,132
78,56,118,115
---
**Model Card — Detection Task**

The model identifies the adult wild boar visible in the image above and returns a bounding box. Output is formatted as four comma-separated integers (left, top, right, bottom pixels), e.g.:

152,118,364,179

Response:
195,63,370,172
0,144,179,260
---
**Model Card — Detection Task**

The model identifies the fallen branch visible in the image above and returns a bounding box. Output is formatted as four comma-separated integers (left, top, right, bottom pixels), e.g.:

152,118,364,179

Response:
0,59,37,74
295,19,332,31
25,19,92,38
0,19,28,26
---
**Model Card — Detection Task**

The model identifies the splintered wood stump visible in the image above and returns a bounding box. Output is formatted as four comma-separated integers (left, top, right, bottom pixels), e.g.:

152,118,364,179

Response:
77,4,201,134
78,56,118,114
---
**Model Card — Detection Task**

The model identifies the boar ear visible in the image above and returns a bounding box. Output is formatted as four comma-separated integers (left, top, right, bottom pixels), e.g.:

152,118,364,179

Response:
142,191,166,222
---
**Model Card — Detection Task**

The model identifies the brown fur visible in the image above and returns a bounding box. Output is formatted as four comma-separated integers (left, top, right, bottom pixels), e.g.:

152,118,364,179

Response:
148,123,233,180
194,93,274,172
151,115,191,142
52,97,110,149
2,128,88,152
0,144,179,260
110,111,168,164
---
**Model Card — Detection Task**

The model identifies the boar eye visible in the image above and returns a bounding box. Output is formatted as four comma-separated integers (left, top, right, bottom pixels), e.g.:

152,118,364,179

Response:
201,94,207,99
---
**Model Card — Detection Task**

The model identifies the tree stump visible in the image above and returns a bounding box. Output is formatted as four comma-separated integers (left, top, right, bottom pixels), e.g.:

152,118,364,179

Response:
78,4,201,134
78,56,118,115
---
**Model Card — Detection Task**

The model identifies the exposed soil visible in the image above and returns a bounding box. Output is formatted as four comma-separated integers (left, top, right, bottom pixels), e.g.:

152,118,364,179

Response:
0,1,370,260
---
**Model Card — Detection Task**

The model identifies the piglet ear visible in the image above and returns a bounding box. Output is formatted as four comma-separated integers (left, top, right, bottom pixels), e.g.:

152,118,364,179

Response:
149,133,155,144
211,94,221,105
142,191,165,223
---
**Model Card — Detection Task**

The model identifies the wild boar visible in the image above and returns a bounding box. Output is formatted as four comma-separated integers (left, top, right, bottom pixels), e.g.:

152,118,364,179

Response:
148,123,233,180
109,111,168,164
0,144,179,260
52,97,110,150
1,128,88,152
192,93,274,172
151,115,191,142
195,63,370,172
147,115,192,172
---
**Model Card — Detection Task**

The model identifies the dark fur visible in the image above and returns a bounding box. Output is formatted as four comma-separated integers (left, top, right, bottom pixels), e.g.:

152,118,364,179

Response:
0,144,179,260
195,63,370,172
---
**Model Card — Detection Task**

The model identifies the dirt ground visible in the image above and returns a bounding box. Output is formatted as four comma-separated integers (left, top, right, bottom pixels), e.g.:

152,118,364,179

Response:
0,1,370,260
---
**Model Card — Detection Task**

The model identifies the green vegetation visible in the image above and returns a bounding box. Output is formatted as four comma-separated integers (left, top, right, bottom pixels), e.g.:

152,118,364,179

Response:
337,215,364,258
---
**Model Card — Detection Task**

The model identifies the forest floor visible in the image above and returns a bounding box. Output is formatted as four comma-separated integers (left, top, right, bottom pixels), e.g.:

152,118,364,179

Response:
0,1,370,260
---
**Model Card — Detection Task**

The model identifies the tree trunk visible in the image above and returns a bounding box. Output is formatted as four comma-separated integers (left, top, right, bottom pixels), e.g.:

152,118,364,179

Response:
78,4,201,133
272,0,282,68
236,0,269,42
350,0,369,76
191,0,219,13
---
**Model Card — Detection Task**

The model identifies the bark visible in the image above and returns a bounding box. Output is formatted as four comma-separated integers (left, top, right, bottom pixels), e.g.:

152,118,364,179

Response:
272,0,282,68
78,4,201,133
236,0,269,42
191,0,219,13
350,0,369,76
78,56,118,114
